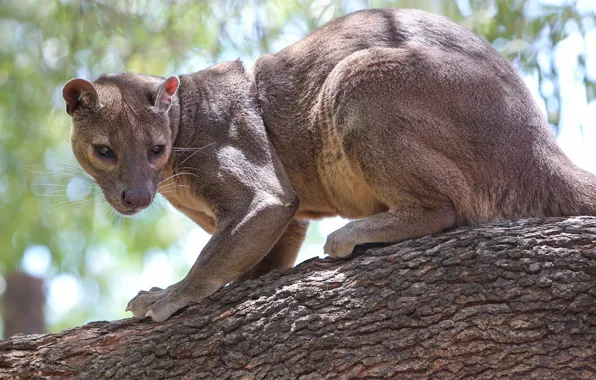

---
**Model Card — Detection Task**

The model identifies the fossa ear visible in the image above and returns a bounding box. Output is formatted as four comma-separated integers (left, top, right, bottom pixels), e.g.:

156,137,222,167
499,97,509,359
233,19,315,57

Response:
62,78,100,116
154,76,180,112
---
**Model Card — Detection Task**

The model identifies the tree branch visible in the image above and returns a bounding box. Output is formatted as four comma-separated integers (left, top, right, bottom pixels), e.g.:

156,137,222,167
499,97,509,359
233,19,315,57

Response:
1,217,595,379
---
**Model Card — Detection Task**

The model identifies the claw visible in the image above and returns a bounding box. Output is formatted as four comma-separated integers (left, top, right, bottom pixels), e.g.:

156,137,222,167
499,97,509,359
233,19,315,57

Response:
145,309,165,323
126,283,192,322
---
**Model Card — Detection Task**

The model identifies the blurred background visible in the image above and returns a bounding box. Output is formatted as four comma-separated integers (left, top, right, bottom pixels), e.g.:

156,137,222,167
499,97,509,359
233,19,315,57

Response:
0,0,595,337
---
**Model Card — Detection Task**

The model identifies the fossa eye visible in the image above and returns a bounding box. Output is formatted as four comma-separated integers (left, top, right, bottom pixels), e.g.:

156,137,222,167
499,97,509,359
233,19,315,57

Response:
150,145,164,157
95,145,115,158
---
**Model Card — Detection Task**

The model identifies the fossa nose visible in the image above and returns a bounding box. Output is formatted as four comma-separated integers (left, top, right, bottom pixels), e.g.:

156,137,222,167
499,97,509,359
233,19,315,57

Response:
121,187,152,208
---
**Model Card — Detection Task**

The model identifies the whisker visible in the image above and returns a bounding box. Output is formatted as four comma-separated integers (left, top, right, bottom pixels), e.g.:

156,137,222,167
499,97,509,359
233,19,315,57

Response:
157,177,177,187
157,171,198,186
157,183,191,192
46,197,93,209
157,190,179,197
157,187,178,193
157,174,179,186
45,198,91,210
32,184,99,198
112,212,123,226
33,185,97,193
35,192,95,198
169,166,206,174
157,182,177,190
30,170,87,177
62,201,93,218
37,164,91,176
28,165,93,178
160,171,198,183
176,142,215,167
23,163,86,172
26,164,88,174
34,188,67,195
54,164,89,174
30,170,96,184
103,206,116,224
93,202,106,231
31,183,71,187
45,199,93,215
172,148,203,153
172,144,215,152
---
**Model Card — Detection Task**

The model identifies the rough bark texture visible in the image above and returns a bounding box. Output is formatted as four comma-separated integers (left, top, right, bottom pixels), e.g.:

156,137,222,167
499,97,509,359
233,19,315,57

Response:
2,272,45,339
1,217,595,379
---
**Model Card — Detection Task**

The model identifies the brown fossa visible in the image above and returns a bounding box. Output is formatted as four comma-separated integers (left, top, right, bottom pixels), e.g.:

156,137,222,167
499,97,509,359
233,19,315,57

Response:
62,9,596,322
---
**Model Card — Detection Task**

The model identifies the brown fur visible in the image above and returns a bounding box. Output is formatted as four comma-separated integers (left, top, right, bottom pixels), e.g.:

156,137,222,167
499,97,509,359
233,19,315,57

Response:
63,8,596,321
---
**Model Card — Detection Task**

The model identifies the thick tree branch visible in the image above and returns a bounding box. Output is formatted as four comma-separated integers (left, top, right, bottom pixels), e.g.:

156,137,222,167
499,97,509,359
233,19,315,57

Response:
1,217,595,379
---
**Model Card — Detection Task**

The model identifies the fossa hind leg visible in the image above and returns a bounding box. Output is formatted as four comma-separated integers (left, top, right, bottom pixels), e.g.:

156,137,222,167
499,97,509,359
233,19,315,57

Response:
324,203,456,257
322,134,461,258
322,139,461,258
321,48,468,257
238,219,308,281
322,129,461,258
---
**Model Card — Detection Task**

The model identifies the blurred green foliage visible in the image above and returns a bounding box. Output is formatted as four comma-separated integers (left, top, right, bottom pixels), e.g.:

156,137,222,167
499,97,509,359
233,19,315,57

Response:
0,0,594,333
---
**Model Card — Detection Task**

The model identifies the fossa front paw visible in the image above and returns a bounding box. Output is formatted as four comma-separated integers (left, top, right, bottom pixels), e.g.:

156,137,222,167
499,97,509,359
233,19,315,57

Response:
126,283,191,322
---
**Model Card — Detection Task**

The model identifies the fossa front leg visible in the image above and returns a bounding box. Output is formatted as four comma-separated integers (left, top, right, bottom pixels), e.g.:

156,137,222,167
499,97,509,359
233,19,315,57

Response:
237,219,308,281
126,193,298,322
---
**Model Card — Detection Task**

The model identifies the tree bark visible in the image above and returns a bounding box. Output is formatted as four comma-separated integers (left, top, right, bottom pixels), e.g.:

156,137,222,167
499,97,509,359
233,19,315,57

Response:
0,217,595,379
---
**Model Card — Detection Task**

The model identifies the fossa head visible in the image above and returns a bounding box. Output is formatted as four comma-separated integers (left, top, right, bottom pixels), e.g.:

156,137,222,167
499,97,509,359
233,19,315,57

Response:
62,73,179,216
